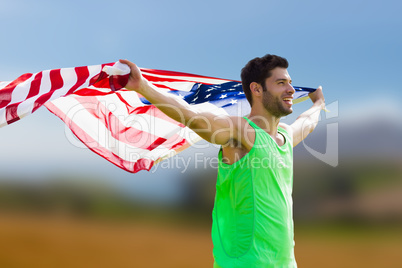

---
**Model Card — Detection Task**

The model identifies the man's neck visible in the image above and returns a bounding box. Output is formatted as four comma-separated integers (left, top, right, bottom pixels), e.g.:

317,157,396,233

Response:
248,107,281,137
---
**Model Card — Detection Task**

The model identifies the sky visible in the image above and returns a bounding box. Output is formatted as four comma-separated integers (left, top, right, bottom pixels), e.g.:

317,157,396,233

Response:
0,0,401,201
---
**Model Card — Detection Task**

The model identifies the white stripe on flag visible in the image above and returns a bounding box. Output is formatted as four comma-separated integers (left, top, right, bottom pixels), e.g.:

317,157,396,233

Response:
8,74,35,105
50,96,180,162
151,81,196,92
142,70,231,84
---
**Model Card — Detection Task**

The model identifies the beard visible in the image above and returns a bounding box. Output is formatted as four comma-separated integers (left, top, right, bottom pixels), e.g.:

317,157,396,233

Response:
262,89,293,118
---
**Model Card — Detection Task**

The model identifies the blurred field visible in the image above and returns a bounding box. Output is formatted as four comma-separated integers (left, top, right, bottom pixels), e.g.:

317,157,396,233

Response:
0,213,213,268
295,224,402,268
0,213,401,268
1,114,401,268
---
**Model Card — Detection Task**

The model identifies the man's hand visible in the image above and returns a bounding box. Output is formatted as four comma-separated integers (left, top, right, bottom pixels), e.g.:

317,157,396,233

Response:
289,86,326,147
309,86,325,108
119,59,148,93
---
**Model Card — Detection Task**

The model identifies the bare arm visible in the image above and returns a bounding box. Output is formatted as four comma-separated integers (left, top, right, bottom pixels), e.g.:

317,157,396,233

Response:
119,59,244,146
282,86,325,147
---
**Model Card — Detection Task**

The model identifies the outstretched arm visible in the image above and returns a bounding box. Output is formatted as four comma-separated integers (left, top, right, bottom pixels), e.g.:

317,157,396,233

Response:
282,86,326,147
119,59,244,146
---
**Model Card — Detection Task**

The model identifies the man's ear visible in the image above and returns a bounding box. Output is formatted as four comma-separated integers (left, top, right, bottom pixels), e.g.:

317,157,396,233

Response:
250,82,262,96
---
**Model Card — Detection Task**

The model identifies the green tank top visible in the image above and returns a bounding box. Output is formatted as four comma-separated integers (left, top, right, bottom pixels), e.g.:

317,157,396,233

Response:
212,117,296,268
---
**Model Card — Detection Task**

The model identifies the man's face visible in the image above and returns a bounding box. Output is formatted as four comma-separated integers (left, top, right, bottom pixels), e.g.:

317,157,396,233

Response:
261,67,295,118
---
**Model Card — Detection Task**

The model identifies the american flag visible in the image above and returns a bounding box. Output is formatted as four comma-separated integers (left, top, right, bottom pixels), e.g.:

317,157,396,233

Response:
0,61,315,173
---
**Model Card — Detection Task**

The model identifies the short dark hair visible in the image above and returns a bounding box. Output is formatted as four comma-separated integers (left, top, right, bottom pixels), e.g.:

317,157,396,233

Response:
240,54,289,106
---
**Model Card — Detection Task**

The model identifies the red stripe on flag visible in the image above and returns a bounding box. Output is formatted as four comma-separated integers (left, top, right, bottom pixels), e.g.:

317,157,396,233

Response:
142,74,195,83
26,72,43,99
32,69,64,113
141,68,240,83
126,104,186,128
45,101,155,173
88,72,129,92
88,63,114,86
74,88,115,96
109,73,129,92
74,96,185,150
5,103,20,125
148,83,180,91
142,74,215,86
142,68,224,79
90,73,111,89
114,90,133,109
0,73,33,109
132,158,154,172
169,136,188,151
4,72,42,124
64,66,90,96
146,137,167,150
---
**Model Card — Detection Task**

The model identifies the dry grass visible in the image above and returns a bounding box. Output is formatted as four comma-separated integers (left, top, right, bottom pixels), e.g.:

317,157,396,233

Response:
0,214,401,268
295,224,402,268
0,214,213,268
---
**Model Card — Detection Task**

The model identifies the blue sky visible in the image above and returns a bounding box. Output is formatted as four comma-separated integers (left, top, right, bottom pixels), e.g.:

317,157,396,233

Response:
1,0,400,102
1,0,401,200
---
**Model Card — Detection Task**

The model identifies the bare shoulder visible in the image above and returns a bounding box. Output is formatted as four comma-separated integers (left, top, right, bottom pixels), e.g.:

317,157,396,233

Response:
223,116,255,150
279,122,293,135
221,116,255,164
217,115,250,134
226,115,248,128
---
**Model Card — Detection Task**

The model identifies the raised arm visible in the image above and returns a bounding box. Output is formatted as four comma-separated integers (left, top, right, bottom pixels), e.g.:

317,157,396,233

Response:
283,86,325,147
119,59,244,146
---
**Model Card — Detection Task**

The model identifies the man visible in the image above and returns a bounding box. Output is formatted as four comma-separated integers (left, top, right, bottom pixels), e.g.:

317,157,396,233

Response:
120,54,325,267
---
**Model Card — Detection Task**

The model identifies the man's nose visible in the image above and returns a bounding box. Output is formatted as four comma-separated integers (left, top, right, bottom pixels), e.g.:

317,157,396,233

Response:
288,84,295,94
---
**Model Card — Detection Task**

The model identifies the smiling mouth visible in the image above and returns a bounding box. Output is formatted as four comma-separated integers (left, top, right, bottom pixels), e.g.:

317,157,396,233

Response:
283,97,293,105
